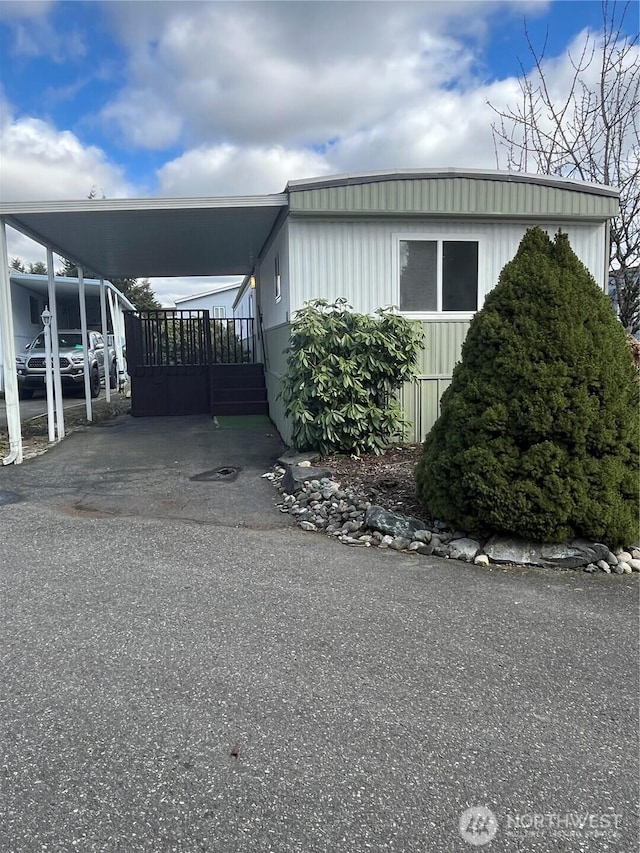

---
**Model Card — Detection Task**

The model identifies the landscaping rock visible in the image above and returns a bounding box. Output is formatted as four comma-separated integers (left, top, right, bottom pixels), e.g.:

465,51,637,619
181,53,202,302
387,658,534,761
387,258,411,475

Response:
485,536,610,569
389,537,412,551
449,537,481,561
277,450,321,467
411,529,432,544
282,465,334,494
269,457,634,578
364,505,426,539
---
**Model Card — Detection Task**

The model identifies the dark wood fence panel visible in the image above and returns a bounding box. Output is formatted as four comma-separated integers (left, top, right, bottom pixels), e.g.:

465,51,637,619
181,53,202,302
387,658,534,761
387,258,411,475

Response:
125,310,263,417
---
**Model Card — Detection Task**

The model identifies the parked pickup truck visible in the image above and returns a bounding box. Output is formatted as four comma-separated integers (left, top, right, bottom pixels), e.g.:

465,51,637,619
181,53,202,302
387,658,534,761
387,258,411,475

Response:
16,329,117,399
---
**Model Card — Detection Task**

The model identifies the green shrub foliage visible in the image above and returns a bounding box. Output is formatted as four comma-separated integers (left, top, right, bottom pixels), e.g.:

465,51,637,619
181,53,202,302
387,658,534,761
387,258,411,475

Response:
415,227,639,545
279,298,423,455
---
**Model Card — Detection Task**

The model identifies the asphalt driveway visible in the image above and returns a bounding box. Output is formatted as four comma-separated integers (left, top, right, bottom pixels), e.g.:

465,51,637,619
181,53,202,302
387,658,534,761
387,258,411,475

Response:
0,414,638,852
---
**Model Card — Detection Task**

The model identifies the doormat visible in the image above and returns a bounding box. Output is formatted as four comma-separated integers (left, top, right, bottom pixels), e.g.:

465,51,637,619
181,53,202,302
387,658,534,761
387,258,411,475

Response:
213,415,273,429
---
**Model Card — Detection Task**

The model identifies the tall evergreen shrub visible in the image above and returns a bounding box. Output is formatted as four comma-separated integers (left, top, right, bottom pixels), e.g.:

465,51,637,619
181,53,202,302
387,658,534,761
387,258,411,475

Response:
415,227,639,545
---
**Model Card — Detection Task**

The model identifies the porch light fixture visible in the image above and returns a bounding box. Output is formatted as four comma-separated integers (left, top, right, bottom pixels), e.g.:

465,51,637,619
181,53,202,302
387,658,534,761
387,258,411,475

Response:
41,306,52,326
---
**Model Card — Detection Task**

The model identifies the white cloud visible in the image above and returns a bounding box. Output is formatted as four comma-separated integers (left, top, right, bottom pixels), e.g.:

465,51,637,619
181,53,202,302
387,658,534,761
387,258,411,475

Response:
0,107,133,201
100,1,527,151
0,1,54,20
1,0,85,61
157,143,331,196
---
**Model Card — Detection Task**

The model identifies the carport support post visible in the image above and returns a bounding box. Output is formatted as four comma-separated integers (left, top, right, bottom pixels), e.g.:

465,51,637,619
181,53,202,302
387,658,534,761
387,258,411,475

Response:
77,267,92,421
41,308,55,443
0,217,23,464
46,248,65,440
99,278,110,402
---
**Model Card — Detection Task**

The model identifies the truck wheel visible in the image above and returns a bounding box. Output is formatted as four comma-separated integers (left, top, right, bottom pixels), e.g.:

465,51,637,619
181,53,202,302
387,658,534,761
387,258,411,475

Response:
109,361,117,390
19,388,34,400
90,367,100,398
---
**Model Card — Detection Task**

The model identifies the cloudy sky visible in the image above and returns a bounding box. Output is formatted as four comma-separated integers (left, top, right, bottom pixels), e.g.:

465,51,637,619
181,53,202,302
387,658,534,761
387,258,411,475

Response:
0,0,632,305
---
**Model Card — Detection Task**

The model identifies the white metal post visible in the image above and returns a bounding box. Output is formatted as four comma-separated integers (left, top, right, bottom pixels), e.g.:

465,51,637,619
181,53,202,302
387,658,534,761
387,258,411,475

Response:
41,308,56,443
46,248,65,439
0,217,23,465
77,267,92,420
99,278,110,402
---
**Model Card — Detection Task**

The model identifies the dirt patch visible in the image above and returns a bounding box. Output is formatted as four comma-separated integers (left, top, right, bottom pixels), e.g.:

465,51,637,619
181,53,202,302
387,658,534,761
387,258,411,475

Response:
320,444,428,521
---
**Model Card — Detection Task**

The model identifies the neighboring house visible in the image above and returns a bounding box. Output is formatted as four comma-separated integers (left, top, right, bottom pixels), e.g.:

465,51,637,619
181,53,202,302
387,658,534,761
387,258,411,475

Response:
174,282,242,317
241,169,617,444
0,271,134,393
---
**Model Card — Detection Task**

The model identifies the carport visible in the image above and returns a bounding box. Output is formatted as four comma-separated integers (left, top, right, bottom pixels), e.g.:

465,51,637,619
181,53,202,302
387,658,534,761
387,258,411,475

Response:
0,193,287,464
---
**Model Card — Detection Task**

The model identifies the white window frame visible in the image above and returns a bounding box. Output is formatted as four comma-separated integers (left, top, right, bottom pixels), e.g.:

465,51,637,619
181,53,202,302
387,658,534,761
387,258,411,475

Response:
211,306,226,318
393,233,482,320
275,254,281,303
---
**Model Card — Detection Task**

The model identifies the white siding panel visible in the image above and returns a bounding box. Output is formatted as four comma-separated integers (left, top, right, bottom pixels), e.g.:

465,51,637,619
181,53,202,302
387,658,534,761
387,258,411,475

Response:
257,221,289,330
289,218,607,315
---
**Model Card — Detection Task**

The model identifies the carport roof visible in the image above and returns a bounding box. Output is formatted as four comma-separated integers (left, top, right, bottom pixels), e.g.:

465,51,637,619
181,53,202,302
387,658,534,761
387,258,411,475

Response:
10,270,136,311
0,194,288,280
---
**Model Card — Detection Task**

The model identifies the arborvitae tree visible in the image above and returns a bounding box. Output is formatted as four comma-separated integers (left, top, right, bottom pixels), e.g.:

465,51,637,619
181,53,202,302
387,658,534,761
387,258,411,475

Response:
415,227,639,546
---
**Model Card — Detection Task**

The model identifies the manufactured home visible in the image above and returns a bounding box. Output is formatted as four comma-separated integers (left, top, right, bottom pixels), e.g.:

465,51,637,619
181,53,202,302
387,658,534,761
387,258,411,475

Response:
0,169,618,463
238,169,618,443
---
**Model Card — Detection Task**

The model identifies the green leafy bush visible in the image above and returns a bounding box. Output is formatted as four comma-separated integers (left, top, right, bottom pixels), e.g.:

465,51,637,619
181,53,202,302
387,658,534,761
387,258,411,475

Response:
279,298,423,454
415,227,639,545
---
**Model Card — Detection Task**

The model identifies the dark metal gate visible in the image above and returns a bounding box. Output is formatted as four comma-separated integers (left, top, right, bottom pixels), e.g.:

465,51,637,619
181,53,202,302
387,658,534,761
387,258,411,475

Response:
124,310,265,417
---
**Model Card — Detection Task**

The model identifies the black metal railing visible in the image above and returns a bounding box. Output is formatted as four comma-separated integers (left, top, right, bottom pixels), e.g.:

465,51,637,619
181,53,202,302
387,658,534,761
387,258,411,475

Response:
131,310,256,367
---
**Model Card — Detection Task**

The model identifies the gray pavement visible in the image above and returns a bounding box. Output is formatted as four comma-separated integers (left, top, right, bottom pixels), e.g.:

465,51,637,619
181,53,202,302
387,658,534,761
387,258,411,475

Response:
0,388,114,429
0,414,638,852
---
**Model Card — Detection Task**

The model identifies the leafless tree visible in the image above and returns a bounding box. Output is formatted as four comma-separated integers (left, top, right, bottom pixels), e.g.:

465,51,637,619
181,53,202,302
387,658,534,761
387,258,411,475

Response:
489,0,639,333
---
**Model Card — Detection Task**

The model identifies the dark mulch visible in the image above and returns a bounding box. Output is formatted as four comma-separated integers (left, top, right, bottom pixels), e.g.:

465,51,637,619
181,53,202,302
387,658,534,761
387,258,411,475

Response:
320,444,428,521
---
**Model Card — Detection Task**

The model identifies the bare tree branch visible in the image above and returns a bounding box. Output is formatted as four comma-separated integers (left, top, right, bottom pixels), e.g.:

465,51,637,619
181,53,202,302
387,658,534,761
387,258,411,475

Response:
488,0,640,333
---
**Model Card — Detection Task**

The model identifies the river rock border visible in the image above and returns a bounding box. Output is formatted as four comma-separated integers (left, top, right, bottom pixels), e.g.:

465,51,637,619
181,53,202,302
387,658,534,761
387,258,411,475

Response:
266,452,640,575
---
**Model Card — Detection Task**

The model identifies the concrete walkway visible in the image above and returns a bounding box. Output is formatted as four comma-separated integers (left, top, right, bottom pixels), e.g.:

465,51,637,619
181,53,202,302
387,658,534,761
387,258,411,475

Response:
0,414,638,852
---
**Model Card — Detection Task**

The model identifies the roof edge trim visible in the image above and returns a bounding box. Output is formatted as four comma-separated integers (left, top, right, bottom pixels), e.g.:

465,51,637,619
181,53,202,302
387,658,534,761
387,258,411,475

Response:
285,168,619,198
0,194,289,215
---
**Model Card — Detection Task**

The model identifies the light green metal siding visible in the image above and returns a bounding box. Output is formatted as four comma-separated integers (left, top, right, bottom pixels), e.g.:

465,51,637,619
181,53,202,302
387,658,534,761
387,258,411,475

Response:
263,318,468,448
263,322,293,444
289,177,618,220
402,321,470,443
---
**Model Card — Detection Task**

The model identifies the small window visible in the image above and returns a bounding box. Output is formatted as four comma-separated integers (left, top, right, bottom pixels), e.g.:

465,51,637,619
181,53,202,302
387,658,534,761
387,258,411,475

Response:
212,306,226,318
275,255,281,302
399,238,478,313
29,295,41,325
